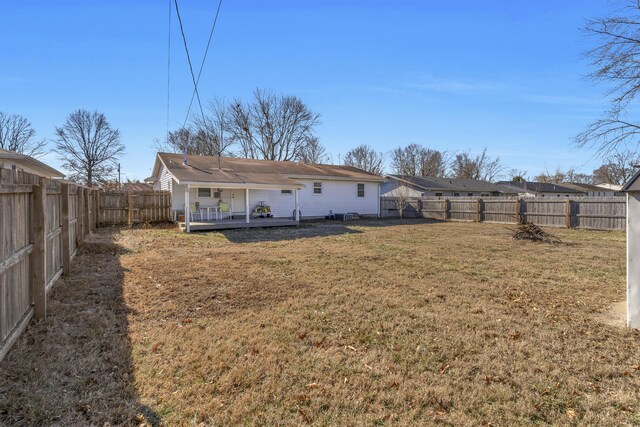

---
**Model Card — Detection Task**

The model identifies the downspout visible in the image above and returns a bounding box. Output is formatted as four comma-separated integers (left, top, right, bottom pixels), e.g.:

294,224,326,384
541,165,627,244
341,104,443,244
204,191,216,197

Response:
377,182,381,218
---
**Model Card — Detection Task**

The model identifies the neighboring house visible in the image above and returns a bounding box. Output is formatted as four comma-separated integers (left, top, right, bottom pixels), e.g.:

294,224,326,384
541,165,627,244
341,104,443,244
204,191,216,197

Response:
496,181,586,197
0,149,64,179
558,182,623,197
595,183,622,191
147,153,383,225
381,175,507,198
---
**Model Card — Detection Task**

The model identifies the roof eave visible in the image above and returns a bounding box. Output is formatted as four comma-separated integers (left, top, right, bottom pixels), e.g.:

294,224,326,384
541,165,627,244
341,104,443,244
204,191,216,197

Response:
179,180,305,190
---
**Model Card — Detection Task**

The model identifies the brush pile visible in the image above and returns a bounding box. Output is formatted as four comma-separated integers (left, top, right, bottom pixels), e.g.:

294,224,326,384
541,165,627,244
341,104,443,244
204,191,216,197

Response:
511,220,562,244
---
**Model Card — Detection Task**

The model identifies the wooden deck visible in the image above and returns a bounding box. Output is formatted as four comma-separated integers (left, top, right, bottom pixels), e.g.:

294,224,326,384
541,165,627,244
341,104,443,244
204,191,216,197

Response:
179,217,299,231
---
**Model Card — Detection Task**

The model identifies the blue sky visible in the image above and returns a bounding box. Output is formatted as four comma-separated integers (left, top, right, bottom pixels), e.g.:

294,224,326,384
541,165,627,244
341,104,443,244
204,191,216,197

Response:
0,0,617,181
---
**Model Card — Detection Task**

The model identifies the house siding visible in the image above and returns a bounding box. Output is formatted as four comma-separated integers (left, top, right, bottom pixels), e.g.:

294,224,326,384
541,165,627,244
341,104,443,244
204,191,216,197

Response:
294,179,379,218
169,179,379,219
242,179,379,219
159,164,173,192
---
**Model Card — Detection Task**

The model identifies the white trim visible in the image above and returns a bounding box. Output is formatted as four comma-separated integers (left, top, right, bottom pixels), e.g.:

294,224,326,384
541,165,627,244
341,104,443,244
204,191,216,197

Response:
245,188,250,224
287,174,382,182
313,181,323,195
377,183,381,218
177,181,304,191
185,184,191,233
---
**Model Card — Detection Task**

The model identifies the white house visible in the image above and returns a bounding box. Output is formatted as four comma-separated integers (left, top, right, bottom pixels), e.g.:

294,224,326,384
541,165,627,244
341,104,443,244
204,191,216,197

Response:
146,153,383,231
0,149,64,179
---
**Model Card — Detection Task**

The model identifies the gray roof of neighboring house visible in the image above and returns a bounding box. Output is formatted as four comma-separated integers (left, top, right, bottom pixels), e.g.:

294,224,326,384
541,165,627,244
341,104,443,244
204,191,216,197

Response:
558,182,618,193
154,153,383,186
495,181,586,194
0,148,64,178
387,175,504,193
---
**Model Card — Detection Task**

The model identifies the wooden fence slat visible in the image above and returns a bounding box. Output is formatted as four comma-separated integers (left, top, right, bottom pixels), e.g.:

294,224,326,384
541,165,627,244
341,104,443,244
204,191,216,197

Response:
61,184,71,276
30,178,46,319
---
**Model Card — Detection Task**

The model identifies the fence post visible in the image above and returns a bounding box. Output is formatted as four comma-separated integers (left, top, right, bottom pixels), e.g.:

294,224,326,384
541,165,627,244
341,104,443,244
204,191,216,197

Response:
127,193,134,225
565,198,572,228
515,198,522,224
30,178,47,319
477,198,483,222
444,198,450,220
61,183,71,276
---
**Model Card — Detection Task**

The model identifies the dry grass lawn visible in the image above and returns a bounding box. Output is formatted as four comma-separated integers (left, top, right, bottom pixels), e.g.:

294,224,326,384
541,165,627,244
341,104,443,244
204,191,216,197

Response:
1,219,639,425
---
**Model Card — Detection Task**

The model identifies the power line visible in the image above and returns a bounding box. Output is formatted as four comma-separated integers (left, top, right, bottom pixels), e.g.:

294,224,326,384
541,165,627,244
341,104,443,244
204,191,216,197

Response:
183,0,223,128
173,0,206,126
166,0,172,145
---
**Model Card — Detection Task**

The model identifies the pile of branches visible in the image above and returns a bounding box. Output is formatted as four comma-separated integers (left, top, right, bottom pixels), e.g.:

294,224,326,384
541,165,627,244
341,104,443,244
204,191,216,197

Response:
511,220,562,244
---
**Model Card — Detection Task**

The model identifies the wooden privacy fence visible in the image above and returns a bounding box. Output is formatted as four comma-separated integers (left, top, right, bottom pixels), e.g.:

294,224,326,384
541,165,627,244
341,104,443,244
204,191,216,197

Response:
0,170,171,363
419,196,626,231
380,197,422,218
0,170,99,362
100,191,171,225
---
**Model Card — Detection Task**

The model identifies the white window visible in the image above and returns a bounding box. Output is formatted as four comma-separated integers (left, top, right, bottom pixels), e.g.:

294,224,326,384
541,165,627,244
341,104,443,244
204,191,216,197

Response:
357,183,365,197
281,189,292,194
313,182,322,195
198,188,211,198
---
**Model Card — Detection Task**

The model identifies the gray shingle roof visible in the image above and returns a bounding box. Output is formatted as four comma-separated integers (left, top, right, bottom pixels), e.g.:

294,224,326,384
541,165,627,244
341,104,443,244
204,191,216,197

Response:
388,175,503,193
496,181,586,194
155,153,383,186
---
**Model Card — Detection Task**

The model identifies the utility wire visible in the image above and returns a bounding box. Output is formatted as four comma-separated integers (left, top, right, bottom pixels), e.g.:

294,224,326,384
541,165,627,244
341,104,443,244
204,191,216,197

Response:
182,0,223,128
165,0,172,145
173,0,206,126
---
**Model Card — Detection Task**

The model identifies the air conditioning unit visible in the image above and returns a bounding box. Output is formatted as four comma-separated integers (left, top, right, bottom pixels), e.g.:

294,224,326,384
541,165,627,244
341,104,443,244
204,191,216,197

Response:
334,213,354,221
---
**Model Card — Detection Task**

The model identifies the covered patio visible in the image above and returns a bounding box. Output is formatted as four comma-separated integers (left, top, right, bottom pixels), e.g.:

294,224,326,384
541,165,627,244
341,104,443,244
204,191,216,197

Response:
179,217,299,231
181,182,303,233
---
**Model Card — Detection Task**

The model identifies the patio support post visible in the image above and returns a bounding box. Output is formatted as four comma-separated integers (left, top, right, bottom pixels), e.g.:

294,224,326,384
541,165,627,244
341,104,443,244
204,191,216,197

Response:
185,184,191,233
245,188,250,224
294,189,300,221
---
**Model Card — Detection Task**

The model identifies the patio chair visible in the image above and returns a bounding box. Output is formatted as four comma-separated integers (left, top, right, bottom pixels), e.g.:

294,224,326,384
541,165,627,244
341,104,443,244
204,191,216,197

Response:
219,201,231,220
189,202,203,221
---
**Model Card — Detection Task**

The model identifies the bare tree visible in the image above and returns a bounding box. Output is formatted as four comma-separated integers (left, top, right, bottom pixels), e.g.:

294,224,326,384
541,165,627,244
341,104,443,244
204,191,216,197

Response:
508,169,528,182
296,137,328,164
156,127,196,155
191,100,234,157
227,89,320,161
55,110,124,186
0,112,46,158
592,149,640,185
343,144,385,175
391,184,412,219
391,144,423,176
157,101,234,158
535,167,592,184
576,3,640,154
390,144,447,177
450,148,502,181
535,167,568,183
420,149,448,177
